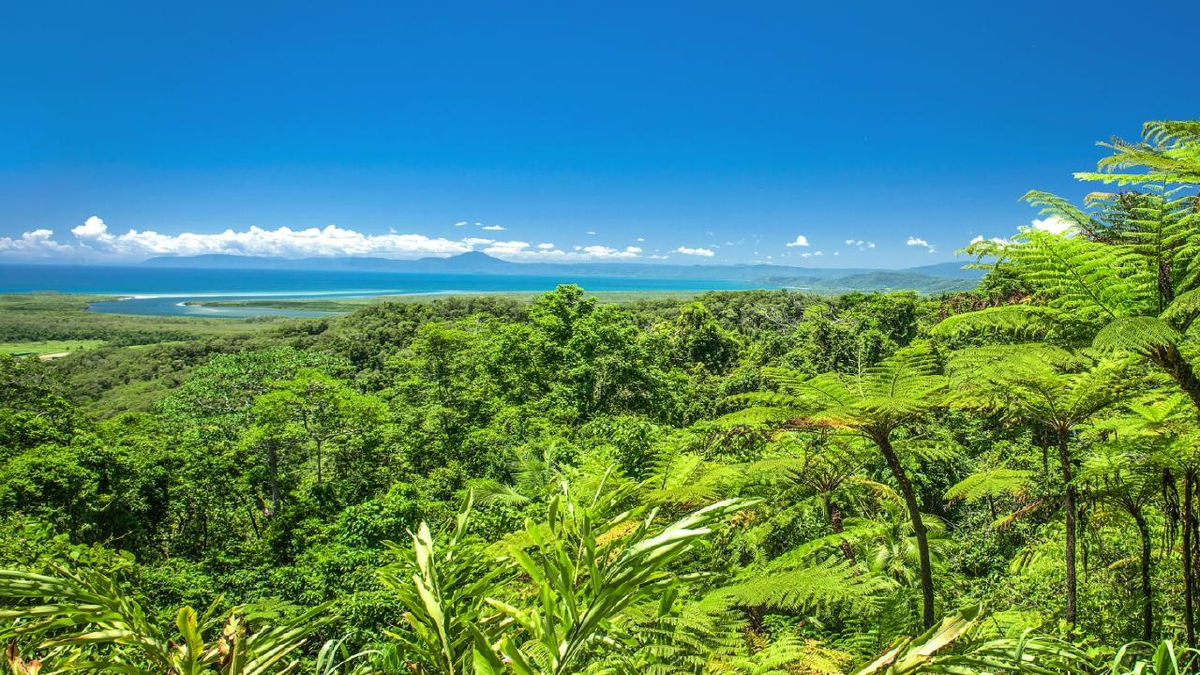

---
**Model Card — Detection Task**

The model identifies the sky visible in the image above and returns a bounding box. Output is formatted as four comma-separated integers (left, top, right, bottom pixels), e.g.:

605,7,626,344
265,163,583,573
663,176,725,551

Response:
2,0,1198,268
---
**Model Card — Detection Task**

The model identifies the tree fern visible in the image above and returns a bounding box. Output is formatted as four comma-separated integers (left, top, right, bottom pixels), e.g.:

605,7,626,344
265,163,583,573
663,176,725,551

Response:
936,121,1200,418
726,348,948,628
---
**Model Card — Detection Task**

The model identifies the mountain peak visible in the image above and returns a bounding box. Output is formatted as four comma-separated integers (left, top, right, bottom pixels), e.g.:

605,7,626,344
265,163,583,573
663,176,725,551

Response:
446,251,499,261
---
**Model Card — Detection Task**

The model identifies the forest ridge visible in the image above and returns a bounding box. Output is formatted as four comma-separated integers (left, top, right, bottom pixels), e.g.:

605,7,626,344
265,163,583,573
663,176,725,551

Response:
1,121,1200,674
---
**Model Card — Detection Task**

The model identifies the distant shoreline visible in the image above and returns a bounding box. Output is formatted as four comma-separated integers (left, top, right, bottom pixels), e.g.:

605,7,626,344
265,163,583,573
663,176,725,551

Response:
181,288,712,312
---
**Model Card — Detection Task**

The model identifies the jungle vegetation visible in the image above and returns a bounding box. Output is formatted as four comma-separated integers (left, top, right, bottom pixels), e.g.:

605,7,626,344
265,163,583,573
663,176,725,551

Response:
1,120,1200,674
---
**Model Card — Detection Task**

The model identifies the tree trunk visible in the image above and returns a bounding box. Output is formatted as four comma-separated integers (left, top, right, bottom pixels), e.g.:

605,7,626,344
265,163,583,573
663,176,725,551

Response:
877,435,935,629
315,439,323,485
267,440,280,518
1056,429,1077,638
1187,471,1197,648
1133,509,1153,641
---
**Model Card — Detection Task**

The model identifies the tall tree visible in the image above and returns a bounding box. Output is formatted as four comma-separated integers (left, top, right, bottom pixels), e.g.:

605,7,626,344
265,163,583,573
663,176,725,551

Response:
251,368,386,488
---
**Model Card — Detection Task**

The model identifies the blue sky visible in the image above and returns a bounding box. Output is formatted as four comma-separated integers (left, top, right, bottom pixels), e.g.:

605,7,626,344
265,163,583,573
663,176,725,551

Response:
2,0,1198,267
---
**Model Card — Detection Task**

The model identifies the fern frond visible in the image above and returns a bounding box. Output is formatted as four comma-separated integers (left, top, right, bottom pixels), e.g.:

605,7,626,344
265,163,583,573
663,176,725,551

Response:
714,558,887,614
892,440,962,463
713,406,797,429
932,305,1064,340
1162,287,1200,331
1093,316,1181,354
944,469,1034,504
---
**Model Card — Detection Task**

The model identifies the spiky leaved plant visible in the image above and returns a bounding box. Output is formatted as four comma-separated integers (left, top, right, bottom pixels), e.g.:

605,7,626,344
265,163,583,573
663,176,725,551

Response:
0,566,333,674
473,471,755,675
377,492,508,675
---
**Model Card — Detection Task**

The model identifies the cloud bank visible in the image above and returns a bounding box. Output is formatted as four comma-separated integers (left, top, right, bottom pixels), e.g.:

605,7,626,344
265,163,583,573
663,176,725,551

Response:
0,217,671,263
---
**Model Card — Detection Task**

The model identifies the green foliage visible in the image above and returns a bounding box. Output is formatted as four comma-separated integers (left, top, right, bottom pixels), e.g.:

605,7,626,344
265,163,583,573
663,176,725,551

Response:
6,121,1200,672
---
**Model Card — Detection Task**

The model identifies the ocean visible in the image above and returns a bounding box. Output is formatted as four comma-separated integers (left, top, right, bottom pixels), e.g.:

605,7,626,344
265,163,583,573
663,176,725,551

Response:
0,264,754,317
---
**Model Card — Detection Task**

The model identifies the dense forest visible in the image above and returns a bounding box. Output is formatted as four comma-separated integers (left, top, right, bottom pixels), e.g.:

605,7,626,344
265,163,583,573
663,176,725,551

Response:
2,120,1199,674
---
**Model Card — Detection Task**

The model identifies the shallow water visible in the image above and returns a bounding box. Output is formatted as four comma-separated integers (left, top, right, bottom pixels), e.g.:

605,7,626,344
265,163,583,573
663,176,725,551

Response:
2,264,752,317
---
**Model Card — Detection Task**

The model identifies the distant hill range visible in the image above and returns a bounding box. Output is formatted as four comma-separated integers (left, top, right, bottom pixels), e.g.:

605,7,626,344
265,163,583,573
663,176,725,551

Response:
141,252,985,294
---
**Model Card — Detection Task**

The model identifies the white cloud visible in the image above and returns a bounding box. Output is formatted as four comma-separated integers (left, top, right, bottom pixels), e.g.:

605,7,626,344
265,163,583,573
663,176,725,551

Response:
906,236,937,253
636,237,645,242
454,221,468,227
970,235,1010,245
0,229,71,256
675,245,715,257
581,245,641,259
481,224,506,231
0,216,662,263
483,240,531,256
586,230,597,235
72,216,109,238
844,239,875,251
1030,216,1072,235
799,251,825,258
785,235,810,247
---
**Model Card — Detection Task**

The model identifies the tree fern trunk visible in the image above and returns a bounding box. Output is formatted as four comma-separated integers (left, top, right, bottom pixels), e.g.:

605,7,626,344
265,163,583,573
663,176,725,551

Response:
1056,430,1077,638
1187,471,1197,648
1149,341,1200,644
1133,509,1153,641
1151,345,1200,413
877,435,934,629
825,496,855,563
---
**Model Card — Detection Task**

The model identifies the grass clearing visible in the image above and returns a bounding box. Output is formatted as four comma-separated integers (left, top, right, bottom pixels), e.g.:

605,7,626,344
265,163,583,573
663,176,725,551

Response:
0,339,107,357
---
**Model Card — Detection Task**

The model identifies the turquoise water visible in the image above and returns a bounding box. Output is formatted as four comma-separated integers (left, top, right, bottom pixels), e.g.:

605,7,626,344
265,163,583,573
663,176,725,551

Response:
0,264,754,317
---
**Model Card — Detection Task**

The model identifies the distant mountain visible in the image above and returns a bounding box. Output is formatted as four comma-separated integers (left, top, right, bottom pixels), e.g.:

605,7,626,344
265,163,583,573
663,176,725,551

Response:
904,261,986,279
140,252,985,293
